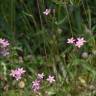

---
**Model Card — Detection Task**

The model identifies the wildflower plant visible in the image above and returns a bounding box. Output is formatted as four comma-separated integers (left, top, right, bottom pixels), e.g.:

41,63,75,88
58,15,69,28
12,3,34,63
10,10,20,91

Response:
0,0,96,96
10,67,26,81
0,38,10,56
67,37,86,48
32,73,56,95
43,9,51,15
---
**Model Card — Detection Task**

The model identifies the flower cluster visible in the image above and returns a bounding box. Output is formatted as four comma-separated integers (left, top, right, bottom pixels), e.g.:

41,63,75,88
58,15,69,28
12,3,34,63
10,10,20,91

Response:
32,80,41,93
32,73,44,93
32,73,55,93
10,67,26,81
0,38,10,56
67,37,86,48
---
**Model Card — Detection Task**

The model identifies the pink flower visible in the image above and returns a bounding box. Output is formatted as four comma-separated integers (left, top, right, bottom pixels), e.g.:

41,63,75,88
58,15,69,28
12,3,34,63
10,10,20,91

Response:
0,38,9,48
67,37,75,44
47,75,55,84
10,67,25,81
32,80,40,93
37,73,44,80
43,9,51,15
10,70,16,77
0,38,9,56
10,69,21,80
17,68,26,74
75,37,86,48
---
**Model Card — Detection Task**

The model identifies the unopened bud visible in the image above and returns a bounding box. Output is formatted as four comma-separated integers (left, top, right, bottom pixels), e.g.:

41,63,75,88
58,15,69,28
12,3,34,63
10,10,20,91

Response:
18,81,25,89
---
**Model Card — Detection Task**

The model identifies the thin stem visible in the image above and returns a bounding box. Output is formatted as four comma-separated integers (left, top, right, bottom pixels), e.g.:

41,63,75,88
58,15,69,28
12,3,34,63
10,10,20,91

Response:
36,0,43,29
65,3,73,36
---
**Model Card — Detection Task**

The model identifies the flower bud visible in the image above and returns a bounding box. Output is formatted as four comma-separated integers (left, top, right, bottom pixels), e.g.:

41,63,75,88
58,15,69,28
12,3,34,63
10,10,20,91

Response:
57,28,62,34
18,81,25,89
81,52,88,59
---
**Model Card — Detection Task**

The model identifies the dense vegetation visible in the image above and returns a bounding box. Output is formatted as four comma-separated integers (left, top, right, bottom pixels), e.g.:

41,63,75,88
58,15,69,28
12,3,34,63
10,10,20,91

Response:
0,0,96,96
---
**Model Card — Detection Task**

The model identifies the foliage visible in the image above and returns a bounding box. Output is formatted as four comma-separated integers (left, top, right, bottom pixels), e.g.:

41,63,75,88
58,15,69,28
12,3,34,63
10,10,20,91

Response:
0,0,96,96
